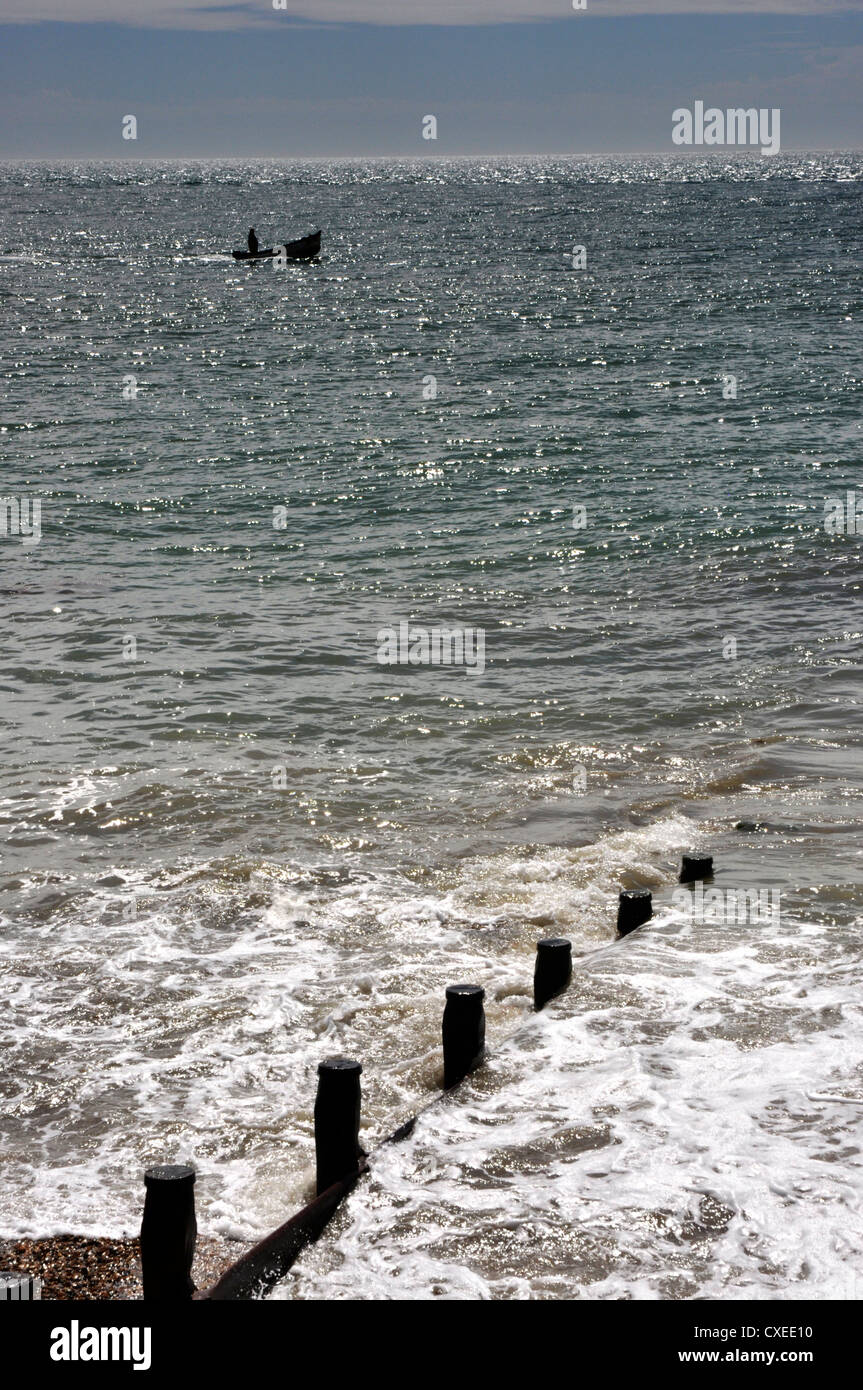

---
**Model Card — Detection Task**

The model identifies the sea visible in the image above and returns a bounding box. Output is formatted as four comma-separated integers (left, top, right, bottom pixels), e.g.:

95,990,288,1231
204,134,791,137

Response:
0,153,861,1300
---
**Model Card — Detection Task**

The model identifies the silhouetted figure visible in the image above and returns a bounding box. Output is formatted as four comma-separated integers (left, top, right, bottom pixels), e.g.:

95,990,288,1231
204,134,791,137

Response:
248,228,258,254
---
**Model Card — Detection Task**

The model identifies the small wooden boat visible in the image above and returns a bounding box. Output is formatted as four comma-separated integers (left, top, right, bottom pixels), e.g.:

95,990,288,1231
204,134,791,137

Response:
232,230,321,261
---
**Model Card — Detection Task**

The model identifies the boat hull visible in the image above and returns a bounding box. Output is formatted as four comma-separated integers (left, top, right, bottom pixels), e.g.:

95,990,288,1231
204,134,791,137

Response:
232,231,321,261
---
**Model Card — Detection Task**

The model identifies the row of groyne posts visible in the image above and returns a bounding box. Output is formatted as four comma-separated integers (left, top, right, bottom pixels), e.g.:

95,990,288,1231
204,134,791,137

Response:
2,854,713,1302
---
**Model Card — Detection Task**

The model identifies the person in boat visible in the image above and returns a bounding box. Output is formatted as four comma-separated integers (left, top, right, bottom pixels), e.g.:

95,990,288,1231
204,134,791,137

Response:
247,228,258,254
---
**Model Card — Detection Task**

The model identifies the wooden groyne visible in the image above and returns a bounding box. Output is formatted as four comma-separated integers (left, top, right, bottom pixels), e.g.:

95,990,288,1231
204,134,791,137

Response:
151,853,714,1301
6,853,715,1302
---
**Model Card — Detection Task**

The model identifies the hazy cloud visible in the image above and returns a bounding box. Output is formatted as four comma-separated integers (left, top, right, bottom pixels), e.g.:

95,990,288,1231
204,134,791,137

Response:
0,0,857,30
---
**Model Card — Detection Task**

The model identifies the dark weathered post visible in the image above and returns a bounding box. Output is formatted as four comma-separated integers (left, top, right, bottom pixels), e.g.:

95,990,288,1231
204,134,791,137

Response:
533,937,572,1010
679,854,713,883
140,1164,197,1301
617,888,652,938
314,1057,363,1196
442,984,485,1089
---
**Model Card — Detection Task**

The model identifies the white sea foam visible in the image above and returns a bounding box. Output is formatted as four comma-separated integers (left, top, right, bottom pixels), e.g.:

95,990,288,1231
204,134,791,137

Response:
274,889,863,1300
1,816,698,1240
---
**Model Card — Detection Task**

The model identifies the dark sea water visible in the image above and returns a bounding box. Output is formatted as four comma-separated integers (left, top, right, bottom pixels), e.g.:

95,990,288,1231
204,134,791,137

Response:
1,155,862,1299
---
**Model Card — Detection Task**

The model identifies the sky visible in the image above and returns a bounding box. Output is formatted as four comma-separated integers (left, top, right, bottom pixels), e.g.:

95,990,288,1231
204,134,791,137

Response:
0,0,860,156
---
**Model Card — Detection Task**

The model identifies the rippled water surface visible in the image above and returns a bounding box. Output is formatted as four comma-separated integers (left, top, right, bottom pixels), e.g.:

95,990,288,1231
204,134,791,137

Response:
1,156,861,1298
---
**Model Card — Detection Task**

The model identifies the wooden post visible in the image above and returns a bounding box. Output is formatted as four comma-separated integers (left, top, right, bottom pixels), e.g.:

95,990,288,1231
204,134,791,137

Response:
533,937,572,1010
314,1057,363,1196
140,1164,197,1301
442,984,485,1089
617,889,652,937
680,853,713,882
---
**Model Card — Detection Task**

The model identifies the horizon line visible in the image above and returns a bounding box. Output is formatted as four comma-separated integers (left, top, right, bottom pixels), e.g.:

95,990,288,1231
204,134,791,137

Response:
2,147,861,162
